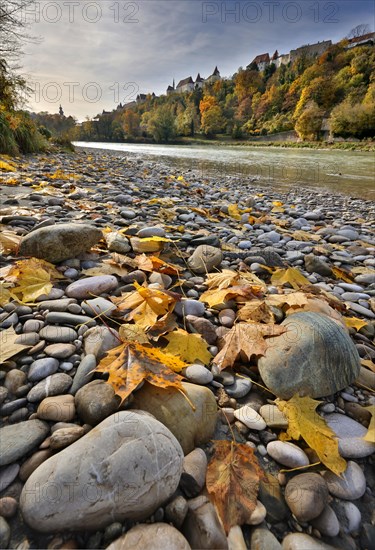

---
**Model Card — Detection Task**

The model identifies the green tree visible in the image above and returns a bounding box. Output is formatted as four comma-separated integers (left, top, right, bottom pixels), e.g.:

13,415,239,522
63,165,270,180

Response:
295,101,324,140
148,105,176,142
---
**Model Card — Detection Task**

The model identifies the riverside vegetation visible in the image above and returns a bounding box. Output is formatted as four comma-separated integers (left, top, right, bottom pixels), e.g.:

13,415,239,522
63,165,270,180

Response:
0,149,374,549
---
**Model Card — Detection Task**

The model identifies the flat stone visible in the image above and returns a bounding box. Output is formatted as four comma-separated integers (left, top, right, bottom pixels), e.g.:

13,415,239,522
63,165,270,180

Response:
44,343,76,359
105,232,131,254
27,373,72,402
323,460,366,500
187,245,222,274
225,377,252,398
75,380,120,425
19,223,102,263
0,419,49,466
137,226,166,238
331,501,361,534
45,311,95,326
82,297,116,317
0,517,10,550
37,395,76,422
324,413,375,458
183,364,213,385
132,382,217,455
37,298,76,311
182,495,228,550
50,426,85,450
66,275,118,299
175,299,206,317
19,449,53,481
259,405,288,429
0,464,20,492
108,523,190,550
304,254,332,277
186,315,217,345
20,412,184,532
4,370,26,394
251,526,282,550
39,326,78,343
258,312,361,399
28,358,59,382
311,505,340,537
165,496,189,529
267,441,309,468
83,326,120,359
234,406,266,430
282,533,336,549
180,448,207,498
285,473,329,522
70,354,97,395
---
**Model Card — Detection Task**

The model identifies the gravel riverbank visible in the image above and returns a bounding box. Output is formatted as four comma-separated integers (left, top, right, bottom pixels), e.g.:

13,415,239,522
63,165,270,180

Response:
0,149,374,549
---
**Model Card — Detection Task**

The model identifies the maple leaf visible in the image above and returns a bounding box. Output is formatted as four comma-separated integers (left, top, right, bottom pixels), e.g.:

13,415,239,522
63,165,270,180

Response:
206,440,265,534
227,204,242,220
164,328,212,365
292,230,321,242
0,283,12,306
271,268,310,290
0,228,22,253
200,285,259,308
96,341,186,404
83,264,128,277
112,282,177,331
0,327,31,364
344,316,368,331
10,267,52,303
205,269,265,291
237,300,275,324
276,395,347,475
331,266,354,283
266,291,308,309
119,324,149,344
214,322,286,370
363,406,374,443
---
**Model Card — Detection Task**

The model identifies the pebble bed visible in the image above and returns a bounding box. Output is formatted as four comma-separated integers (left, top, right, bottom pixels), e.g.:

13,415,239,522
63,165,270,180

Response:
0,148,374,550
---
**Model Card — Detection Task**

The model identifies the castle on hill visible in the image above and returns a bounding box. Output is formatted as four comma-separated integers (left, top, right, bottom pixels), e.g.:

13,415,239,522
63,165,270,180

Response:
166,67,221,95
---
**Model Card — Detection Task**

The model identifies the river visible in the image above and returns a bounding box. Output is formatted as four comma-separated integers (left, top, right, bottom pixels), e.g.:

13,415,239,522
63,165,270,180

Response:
73,142,374,201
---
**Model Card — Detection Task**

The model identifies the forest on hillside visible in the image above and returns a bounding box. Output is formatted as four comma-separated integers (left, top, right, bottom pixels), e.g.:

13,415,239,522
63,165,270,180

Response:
57,39,375,144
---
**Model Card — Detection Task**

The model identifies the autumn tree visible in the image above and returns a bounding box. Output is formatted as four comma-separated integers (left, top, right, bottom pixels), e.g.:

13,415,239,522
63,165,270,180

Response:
122,109,140,137
200,105,225,137
295,101,324,140
347,24,371,39
0,0,39,58
148,105,176,142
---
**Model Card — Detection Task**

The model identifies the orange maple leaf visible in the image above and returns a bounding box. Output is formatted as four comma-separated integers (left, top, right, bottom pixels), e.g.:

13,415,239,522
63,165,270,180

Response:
206,440,265,534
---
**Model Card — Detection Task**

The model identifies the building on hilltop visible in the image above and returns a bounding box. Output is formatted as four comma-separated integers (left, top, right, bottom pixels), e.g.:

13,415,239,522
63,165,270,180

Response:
194,73,204,90
289,40,332,62
205,66,221,84
247,53,270,72
345,32,375,49
176,76,194,93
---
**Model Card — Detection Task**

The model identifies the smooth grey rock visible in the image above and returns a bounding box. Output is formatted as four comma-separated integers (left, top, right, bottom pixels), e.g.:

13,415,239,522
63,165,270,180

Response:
285,473,329,522
304,254,332,277
27,373,72,402
66,275,118,299
251,525,282,550
70,354,97,395
37,395,75,422
20,412,184,532
324,413,375,458
187,245,222,274
45,311,95,326
107,523,190,550
234,406,266,430
0,464,20,492
82,297,116,317
225,376,252,398
39,326,77,343
75,380,120,425
182,495,228,549
323,461,366,500
137,226,166,238
282,533,335,549
311,505,340,537
19,223,102,263
258,312,361,399
0,517,10,549
259,405,288,429
165,496,188,529
44,343,76,359
266,441,309,468
332,501,361,534
0,420,49,466
180,448,207,498
83,325,120,360
183,364,213,385
175,299,205,318
105,231,131,254
37,298,76,311
28,358,59,382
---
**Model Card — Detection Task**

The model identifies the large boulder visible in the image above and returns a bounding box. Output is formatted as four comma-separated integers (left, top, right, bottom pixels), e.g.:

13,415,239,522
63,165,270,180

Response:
131,382,217,455
258,312,360,399
20,411,183,532
19,223,102,263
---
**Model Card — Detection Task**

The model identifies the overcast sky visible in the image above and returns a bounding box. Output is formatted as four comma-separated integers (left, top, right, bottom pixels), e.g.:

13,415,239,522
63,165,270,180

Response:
21,0,374,120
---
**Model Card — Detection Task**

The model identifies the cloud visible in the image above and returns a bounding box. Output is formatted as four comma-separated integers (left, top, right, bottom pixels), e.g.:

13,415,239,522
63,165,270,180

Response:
20,0,374,120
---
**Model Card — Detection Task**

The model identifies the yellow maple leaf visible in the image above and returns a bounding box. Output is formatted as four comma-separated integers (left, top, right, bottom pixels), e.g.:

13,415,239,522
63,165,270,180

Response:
118,323,149,344
266,291,309,309
0,228,22,253
10,267,52,303
344,317,368,331
0,159,16,172
237,300,275,323
164,328,212,365
0,326,31,364
139,236,174,243
0,283,12,307
112,282,177,331
200,285,260,308
276,395,346,475
205,269,239,290
363,406,375,443
227,204,242,220
271,268,310,290
331,266,354,283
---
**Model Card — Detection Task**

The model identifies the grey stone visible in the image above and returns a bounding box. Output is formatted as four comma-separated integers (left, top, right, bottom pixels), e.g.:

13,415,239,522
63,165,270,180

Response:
182,495,228,549
259,405,288,429
105,232,131,254
311,505,340,537
39,325,78,342
75,379,120,425
37,298,76,311
332,501,361,534
282,533,336,549
251,525,282,550
285,473,329,522
266,441,309,468
323,460,366,500
83,326,120,360
20,412,184,532
137,226,166,238
66,275,118,299
186,315,217,345
0,517,10,549
0,419,49,466
258,312,361,399
234,406,266,430
45,311,95,326
107,523,190,550
304,254,332,277
183,364,213,385
324,413,375,458
165,496,189,528
180,448,207,498
82,297,116,317
0,464,20,492
225,376,252,398
70,354,97,395
27,373,72,402
44,343,76,359
175,299,205,318
187,245,222,274
19,223,102,263
28,357,59,382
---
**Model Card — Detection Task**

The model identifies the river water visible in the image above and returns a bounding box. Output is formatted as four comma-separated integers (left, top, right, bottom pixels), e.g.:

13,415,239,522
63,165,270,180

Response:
74,142,374,201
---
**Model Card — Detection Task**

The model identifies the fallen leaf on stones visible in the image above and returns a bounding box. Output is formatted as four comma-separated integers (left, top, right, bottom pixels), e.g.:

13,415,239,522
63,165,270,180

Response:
112,282,177,331
96,341,186,404
0,283,12,306
0,326,31,364
292,230,321,242
363,406,375,443
331,266,354,283
227,204,242,220
361,359,375,373
149,256,182,276
237,300,275,323
200,285,261,308
344,317,368,331
266,292,309,309
0,159,16,172
205,269,239,290
139,236,173,243
276,395,346,476
119,324,149,344
49,169,77,181
351,266,375,276
0,228,22,253
164,328,212,365
214,323,286,370
271,268,310,290
148,312,178,340
206,440,265,534
10,268,52,303
83,264,128,277
7,258,64,281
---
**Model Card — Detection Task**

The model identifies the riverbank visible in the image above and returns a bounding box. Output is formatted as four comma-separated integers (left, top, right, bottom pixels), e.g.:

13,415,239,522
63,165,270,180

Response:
0,149,374,550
